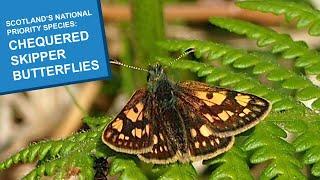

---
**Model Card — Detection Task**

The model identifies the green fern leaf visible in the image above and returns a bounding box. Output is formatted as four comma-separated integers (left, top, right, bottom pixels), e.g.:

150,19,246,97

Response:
237,0,320,36
293,121,320,176
0,116,112,179
297,86,320,101
209,17,320,79
0,129,100,171
243,121,305,179
152,163,197,180
23,153,95,180
204,146,253,180
109,157,148,180
312,99,320,110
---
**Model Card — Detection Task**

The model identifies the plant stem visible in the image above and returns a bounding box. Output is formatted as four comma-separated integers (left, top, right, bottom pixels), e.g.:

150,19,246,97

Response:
131,0,165,67
64,86,87,115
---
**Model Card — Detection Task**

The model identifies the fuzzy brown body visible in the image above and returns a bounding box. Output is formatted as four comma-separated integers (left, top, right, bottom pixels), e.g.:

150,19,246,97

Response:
102,65,271,164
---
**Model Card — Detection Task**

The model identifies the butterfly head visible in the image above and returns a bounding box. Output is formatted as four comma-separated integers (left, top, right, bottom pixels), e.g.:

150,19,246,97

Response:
147,64,170,93
147,64,166,82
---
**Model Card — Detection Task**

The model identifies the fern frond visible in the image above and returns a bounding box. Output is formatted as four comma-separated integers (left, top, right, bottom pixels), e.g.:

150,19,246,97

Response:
0,129,100,171
204,145,253,179
237,0,320,36
209,17,320,80
158,40,320,110
0,116,112,179
243,121,305,179
152,163,197,180
23,153,95,180
267,111,320,175
109,157,148,180
109,159,196,180
293,120,320,176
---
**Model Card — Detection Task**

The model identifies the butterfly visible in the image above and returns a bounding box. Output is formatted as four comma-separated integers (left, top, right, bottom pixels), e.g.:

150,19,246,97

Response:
102,64,271,164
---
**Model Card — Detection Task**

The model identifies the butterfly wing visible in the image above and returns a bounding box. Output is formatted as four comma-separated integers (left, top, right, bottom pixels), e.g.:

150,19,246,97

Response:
176,81,271,137
137,123,180,164
139,97,235,164
176,100,235,162
138,102,182,164
102,88,154,154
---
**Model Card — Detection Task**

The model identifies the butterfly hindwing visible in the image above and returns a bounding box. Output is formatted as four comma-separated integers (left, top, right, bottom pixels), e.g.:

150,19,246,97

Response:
177,100,235,162
139,98,235,164
137,127,179,164
138,101,182,164
177,81,271,137
102,88,154,154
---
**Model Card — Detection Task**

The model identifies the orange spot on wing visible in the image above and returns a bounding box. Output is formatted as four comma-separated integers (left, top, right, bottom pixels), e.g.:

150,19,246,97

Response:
112,118,123,132
218,111,230,121
124,102,144,122
199,125,213,137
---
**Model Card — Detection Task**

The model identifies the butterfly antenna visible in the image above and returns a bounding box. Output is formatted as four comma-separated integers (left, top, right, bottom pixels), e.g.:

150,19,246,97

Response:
170,48,195,65
110,59,148,72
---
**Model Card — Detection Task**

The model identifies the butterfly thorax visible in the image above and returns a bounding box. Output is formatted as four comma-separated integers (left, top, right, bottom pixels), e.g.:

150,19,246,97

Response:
147,65,176,107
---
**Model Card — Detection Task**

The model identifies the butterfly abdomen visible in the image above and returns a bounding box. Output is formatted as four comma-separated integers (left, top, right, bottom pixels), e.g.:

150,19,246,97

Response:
161,105,188,153
154,79,176,107
153,79,189,153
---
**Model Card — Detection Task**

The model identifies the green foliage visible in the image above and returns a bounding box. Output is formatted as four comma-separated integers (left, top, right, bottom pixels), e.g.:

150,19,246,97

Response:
109,158,148,180
109,157,197,180
237,0,320,36
24,152,95,180
132,0,165,66
83,116,111,129
244,121,304,180
204,146,253,179
0,117,112,179
1,1,320,179
152,163,197,180
209,17,320,81
293,118,320,176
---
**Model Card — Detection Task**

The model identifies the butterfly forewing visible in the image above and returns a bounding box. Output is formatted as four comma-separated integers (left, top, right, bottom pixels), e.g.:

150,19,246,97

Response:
177,81,271,137
102,88,154,154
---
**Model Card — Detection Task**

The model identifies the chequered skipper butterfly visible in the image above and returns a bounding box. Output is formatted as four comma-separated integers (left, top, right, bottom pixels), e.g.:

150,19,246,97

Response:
102,55,271,164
